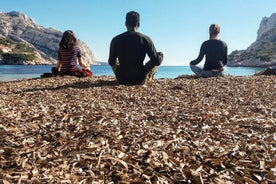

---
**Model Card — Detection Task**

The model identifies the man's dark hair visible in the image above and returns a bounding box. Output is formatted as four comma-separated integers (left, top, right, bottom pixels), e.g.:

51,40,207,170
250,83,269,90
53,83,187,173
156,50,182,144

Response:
125,11,140,27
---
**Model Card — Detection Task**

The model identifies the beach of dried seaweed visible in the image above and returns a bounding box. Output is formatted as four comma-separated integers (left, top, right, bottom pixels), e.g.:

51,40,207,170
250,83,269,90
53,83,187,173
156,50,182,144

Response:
0,75,275,183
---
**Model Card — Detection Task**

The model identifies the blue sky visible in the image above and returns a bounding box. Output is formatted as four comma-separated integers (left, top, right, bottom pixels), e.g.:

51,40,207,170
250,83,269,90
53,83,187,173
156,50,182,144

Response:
1,0,275,65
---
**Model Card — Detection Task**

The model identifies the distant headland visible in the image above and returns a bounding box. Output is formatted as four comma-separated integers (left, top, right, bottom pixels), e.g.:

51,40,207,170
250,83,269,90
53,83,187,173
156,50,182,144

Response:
0,11,96,65
228,13,276,67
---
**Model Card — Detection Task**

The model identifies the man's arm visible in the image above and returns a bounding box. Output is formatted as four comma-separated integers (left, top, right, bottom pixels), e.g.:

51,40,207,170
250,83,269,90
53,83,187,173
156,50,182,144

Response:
108,38,117,67
145,52,163,72
145,37,163,67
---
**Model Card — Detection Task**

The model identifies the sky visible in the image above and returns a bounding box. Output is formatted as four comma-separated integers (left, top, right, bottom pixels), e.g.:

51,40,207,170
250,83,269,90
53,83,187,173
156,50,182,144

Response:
1,0,276,66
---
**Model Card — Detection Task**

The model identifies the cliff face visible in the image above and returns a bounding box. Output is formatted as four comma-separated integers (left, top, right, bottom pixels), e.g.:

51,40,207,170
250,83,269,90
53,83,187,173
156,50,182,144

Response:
228,13,276,67
0,11,95,65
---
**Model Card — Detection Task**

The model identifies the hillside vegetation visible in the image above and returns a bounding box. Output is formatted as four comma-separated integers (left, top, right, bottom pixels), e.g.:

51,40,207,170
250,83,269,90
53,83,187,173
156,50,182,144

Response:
0,37,37,62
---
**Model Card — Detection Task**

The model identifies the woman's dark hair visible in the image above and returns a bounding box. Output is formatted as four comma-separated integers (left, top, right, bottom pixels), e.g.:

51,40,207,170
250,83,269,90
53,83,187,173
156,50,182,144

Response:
59,30,77,49
125,11,140,27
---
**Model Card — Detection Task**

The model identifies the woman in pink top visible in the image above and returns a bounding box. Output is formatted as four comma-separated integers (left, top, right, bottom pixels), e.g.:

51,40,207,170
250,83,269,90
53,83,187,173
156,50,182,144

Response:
52,30,90,76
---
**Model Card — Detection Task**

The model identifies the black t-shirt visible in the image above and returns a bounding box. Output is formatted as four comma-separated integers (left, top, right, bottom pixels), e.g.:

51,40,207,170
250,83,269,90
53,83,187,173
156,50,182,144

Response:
108,31,161,84
190,39,228,70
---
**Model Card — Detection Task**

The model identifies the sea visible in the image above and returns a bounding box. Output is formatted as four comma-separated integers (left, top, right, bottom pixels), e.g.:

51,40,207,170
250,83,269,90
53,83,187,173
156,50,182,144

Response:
0,64,265,82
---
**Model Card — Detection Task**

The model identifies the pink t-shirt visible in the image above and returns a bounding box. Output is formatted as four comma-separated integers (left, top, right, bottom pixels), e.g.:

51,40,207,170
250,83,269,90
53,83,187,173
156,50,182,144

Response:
58,45,81,70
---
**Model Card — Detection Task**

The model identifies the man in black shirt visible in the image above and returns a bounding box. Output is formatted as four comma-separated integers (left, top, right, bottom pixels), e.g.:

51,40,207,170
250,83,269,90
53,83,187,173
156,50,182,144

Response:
108,11,163,85
190,24,228,77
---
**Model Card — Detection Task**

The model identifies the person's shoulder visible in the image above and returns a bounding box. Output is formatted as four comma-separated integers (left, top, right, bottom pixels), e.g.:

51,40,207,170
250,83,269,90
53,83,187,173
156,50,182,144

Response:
137,32,150,38
216,39,227,47
73,45,81,50
125,31,149,39
201,40,211,46
203,40,210,44
111,32,128,41
117,31,130,38
207,39,227,46
220,40,227,46
136,32,154,43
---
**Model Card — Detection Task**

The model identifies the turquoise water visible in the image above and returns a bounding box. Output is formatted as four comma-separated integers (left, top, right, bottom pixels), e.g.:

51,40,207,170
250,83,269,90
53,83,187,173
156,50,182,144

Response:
0,64,264,81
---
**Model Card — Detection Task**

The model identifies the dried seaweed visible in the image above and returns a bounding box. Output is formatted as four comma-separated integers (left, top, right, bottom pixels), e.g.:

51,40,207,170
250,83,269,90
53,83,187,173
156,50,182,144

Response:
0,75,275,183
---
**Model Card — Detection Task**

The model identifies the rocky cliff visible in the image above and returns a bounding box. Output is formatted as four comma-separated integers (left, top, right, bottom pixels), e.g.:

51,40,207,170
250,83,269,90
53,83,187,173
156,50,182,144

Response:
0,11,95,65
228,13,276,67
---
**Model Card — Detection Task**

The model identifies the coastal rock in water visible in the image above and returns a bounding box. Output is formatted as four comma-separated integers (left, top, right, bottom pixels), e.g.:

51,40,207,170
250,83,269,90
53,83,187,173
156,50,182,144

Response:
254,66,276,75
228,13,276,67
0,11,95,65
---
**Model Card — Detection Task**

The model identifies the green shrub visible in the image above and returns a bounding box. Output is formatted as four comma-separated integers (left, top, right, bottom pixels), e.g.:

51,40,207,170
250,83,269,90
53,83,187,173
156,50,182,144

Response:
0,37,15,46
14,43,35,52
2,52,37,61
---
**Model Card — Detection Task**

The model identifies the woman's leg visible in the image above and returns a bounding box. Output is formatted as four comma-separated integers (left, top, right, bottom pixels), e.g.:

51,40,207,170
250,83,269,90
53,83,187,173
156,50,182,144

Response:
190,65,225,77
51,67,60,76
190,65,205,77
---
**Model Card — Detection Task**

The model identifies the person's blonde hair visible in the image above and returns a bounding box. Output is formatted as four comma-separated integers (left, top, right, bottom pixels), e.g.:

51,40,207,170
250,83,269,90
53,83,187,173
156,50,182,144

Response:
209,24,220,36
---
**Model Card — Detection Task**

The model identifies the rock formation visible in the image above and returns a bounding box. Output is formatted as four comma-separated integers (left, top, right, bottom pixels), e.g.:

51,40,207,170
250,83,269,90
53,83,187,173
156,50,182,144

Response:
0,11,95,65
228,13,276,67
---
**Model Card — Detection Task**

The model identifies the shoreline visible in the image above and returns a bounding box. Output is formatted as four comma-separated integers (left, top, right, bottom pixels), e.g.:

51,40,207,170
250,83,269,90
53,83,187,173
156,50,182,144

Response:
0,65,266,82
0,75,275,183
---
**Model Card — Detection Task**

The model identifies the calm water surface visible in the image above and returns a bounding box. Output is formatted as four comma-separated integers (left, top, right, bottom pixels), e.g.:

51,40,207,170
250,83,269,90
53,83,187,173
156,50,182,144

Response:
0,64,264,81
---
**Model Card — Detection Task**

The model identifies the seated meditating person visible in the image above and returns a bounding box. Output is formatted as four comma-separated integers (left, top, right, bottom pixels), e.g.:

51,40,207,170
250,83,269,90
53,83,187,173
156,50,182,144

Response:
51,30,92,77
108,11,163,85
190,24,228,77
